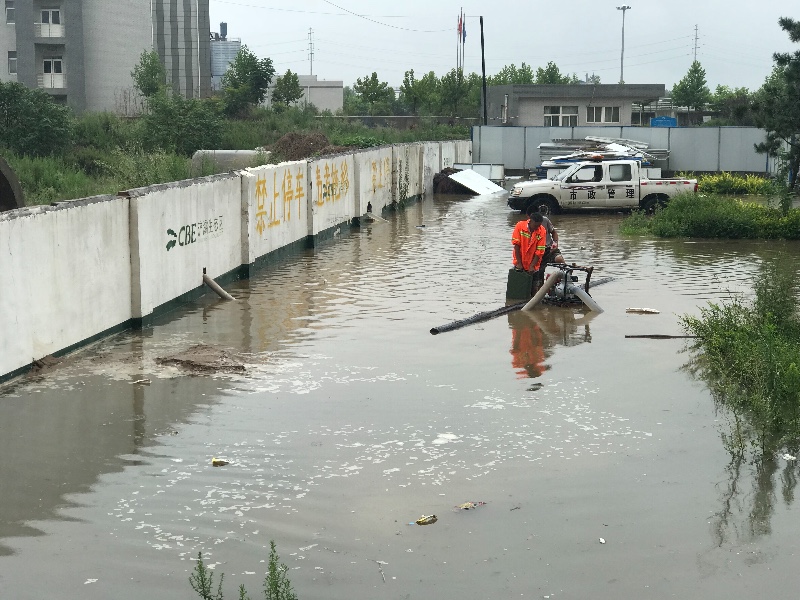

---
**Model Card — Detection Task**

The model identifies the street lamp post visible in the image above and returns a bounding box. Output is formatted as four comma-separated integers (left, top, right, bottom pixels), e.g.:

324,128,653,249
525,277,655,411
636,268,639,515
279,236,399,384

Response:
617,5,631,84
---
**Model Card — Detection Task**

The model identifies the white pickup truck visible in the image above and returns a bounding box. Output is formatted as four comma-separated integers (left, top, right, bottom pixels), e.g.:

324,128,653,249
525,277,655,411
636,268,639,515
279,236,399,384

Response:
507,159,698,214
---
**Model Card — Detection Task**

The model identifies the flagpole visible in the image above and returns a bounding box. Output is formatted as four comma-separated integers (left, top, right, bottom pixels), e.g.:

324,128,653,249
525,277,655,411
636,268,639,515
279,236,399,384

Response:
456,12,460,71
460,8,464,73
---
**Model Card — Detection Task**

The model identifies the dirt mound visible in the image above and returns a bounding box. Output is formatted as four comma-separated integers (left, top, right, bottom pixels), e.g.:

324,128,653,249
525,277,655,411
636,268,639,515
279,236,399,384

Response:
433,168,472,194
156,344,246,373
272,132,355,161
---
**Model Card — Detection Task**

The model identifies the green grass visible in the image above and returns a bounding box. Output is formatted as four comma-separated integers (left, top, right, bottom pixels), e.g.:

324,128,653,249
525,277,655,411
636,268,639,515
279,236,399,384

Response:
681,262,800,455
620,192,800,239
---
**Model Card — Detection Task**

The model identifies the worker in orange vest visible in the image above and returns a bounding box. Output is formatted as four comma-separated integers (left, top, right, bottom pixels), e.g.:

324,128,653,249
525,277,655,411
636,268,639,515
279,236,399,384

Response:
512,212,548,291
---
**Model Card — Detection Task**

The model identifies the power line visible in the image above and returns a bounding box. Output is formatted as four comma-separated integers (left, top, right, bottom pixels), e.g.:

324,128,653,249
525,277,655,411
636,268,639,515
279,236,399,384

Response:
320,0,450,32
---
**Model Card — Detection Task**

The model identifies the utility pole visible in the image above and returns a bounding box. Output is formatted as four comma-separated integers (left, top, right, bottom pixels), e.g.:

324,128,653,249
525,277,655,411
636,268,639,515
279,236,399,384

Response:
693,24,698,62
308,28,314,75
616,5,631,84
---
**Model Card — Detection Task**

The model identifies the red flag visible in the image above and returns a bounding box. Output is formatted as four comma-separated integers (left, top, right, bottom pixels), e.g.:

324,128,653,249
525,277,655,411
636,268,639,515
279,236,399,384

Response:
457,14,462,38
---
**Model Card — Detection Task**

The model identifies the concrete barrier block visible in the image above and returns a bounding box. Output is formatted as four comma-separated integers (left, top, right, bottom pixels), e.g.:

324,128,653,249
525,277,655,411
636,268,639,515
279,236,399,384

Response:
242,161,309,263
353,147,393,213
127,174,242,318
392,144,424,201
0,196,131,376
421,142,441,195
440,142,457,170
307,154,356,237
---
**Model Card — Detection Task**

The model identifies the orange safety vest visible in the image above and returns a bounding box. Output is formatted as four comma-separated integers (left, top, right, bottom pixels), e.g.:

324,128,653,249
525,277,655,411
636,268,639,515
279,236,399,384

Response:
511,221,547,271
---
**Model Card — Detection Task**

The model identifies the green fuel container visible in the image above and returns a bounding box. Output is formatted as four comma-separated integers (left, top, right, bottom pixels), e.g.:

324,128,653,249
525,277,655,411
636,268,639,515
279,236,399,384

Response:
506,268,535,300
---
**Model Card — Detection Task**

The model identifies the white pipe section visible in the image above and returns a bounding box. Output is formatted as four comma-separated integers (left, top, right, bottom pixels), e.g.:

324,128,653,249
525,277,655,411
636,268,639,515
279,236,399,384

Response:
202,273,236,301
521,270,563,311
566,284,604,313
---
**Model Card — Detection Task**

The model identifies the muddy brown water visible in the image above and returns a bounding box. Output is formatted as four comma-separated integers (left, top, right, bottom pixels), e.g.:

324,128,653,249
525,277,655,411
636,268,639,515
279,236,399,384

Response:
1,192,799,600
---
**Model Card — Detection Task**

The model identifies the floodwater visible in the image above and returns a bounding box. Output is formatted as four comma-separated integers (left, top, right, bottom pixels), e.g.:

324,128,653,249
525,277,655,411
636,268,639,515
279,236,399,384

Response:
1,191,799,600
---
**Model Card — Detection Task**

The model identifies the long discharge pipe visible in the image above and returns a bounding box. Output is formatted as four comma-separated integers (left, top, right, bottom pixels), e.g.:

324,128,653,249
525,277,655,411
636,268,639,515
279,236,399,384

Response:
430,275,612,335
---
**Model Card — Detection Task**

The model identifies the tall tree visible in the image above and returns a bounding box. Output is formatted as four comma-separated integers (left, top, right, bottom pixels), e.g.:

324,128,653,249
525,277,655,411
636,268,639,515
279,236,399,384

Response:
352,72,394,115
221,45,275,116
399,70,423,115
439,68,468,116
671,61,711,124
534,62,577,84
753,17,800,190
271,70,303,107
131,50,166,98
416,71,442,115
709,85,754,126
489,63,536,85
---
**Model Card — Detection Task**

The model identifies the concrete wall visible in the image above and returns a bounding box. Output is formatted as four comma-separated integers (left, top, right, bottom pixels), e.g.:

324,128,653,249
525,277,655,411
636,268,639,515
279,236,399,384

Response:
472,125,781,174
0,196,132,378
241,161,309,263
0,140,472,382
392,144,424,201
454,140,472,163
127,174,242,319
420,142,441,195
307,153,356,236
353,147,393,213
440,142,456,170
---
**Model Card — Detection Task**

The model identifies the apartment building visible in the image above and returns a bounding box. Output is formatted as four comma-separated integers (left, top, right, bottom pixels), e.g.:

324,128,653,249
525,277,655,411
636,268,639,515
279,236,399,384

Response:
1,0,210,114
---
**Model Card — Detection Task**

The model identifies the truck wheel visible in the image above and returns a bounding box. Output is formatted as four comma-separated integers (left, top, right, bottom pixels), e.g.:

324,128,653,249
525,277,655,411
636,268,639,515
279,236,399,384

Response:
641,196,667,215
526,196,557,216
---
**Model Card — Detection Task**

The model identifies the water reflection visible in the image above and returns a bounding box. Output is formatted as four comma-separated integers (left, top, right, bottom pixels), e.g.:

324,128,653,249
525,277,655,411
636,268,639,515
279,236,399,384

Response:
507,308,595,378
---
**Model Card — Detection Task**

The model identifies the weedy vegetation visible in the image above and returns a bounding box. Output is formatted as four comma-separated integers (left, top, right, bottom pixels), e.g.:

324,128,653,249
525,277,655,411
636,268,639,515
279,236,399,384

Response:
681,262,800,457
190,541,299,600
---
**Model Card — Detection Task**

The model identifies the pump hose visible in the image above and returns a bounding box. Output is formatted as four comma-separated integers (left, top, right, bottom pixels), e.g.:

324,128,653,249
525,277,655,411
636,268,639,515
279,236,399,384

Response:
429,277,614,335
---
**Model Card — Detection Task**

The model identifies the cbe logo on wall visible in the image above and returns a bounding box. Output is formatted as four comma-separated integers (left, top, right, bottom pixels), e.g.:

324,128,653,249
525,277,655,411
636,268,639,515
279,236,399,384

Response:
166,216,224,251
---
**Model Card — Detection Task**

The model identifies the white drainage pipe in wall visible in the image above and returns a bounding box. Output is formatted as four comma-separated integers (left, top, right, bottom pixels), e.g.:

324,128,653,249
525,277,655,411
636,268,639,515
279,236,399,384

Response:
203,273,236,301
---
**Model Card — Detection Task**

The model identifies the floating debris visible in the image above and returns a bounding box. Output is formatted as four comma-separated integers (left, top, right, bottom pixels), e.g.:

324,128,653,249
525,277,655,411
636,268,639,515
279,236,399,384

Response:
626,308,660,314
781,453,797,461
454,501,487,511
412,515,438,526
599,538,606,544
527,383,544,392
211,457,230,467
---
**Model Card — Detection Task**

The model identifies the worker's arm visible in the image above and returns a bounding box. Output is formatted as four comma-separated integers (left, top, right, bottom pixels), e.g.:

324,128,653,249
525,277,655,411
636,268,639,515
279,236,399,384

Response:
513,245,524,270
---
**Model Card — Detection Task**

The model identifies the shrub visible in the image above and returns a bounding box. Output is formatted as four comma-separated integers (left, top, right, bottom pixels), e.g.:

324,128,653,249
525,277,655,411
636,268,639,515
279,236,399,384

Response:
0,81,72,156
621,193,800,240
696,172,773,195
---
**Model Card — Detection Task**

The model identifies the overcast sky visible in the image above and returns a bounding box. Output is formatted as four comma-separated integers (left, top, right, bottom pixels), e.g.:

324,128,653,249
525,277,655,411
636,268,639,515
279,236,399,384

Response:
209,0,796,92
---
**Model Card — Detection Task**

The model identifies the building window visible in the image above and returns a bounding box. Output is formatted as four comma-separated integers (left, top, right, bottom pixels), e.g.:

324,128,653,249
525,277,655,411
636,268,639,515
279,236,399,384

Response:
5,1,14,24
7,50,16,74
587,106,621,123
41,8,61,25
544,106,578,127
43,57,63,74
